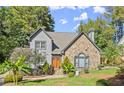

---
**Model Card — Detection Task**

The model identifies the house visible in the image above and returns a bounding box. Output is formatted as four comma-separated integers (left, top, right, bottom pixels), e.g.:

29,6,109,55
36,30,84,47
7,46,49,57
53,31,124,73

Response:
29,28,100,70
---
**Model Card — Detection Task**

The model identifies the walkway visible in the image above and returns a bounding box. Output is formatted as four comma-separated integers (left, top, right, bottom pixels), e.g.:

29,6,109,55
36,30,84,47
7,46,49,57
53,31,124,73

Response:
0,76,4,86
23,75,67,81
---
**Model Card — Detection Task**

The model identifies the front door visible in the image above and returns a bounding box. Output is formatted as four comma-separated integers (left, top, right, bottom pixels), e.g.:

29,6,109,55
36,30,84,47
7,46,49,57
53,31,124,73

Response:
52,57,61,68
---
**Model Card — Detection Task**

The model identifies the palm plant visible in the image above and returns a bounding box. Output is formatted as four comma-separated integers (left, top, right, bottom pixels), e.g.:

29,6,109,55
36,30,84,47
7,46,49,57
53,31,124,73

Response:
1,55,31,85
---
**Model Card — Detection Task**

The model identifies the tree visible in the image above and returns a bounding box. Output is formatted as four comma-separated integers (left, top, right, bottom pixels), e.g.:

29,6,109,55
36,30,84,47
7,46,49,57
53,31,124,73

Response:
105,7,124,21
77,17,115,50
1,55,31,85
102,41,123,65
77,17,122,65
0,6,55,63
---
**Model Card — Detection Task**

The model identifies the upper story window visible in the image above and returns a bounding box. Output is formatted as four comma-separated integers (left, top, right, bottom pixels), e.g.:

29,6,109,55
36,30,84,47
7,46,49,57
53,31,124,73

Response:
35,41,46,50
41,41,46,50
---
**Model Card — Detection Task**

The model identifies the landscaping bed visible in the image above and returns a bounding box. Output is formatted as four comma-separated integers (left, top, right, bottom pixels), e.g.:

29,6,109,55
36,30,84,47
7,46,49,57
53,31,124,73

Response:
3,68,118,86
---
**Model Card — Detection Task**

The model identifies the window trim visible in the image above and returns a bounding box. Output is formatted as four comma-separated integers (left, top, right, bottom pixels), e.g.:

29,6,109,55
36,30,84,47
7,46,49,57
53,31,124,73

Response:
35,40,46,50
41,41,46,50
74,53,89,68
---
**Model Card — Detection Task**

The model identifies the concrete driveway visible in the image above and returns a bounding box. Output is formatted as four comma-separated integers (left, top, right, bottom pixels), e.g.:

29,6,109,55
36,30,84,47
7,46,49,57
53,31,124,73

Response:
0,76,4,86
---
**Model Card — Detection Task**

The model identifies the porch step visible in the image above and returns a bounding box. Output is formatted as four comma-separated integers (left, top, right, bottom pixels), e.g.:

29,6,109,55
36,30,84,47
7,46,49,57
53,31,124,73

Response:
54,68,63,75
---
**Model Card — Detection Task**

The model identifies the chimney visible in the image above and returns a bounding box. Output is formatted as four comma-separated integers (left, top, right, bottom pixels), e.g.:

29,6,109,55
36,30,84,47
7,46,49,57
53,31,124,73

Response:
88,28,95,42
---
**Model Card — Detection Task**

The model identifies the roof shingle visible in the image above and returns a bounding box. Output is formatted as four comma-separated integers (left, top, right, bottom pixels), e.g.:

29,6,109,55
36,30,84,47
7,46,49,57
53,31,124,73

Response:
46,32,78,54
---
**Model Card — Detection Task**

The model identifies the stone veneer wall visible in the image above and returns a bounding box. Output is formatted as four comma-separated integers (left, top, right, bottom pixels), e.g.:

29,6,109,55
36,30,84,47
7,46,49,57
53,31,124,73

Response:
64,34,100,69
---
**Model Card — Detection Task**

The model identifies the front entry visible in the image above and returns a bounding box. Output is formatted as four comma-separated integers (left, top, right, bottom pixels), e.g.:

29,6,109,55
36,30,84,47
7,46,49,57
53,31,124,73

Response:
75,53,89,70
52,56,61,68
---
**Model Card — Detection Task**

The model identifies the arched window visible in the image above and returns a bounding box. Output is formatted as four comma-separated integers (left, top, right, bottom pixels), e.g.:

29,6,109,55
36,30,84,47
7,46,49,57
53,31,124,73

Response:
75,53,89,68
79,53,85,57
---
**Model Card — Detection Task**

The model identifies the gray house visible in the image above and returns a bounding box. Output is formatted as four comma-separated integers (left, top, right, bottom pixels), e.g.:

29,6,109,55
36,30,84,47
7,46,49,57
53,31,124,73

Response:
29,28,100,70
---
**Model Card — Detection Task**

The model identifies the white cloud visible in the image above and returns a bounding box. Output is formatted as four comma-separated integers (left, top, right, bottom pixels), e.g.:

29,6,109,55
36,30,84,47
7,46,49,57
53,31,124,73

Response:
73,23,80,31
59,19,68,24
93,6,106,14
77,6,90,9
49,6,76,10
74,12,88,21
66,6,76,10
49,6,89,10
49,6,64,10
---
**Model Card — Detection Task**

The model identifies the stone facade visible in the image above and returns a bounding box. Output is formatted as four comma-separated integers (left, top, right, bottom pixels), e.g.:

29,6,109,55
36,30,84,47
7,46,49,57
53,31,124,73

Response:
64,34,100,69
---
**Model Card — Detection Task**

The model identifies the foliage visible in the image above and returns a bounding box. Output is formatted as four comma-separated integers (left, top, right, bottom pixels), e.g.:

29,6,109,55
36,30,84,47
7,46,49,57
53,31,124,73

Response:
68,72,75,77
62,56,76,74
0,6,55,63
77,18,115,50
19,68,117,86
97,64,105,70
48,65,55,75
117,64,124,74
96,79,109,86
10,48,33,62
105,7,124,22
84,68,89,73
4,72,23,83
30,53,46,74
0,61,11,74
77,15,124,65
102,41,123,65
0,55,31,85
42,61,50,75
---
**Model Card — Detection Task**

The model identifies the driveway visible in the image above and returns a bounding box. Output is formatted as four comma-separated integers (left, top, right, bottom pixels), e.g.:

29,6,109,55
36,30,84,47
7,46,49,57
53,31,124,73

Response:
0,76,4,86
23,75,67,81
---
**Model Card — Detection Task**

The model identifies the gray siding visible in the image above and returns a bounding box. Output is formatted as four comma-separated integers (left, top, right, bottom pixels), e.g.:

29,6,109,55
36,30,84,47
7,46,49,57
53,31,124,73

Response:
30,31,52,64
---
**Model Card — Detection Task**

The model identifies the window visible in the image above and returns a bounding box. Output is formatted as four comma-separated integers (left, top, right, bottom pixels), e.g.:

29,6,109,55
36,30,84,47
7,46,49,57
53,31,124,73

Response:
41,41,46,50
35,41,46,50
75,53,89,68
35,41,40,49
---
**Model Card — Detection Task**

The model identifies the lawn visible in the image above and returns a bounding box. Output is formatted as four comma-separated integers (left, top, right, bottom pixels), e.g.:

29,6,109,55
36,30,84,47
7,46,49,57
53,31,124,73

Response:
17,68,118,86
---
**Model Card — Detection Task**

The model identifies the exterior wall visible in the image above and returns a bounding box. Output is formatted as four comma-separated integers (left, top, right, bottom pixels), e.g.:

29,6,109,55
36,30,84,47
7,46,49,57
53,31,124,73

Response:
64,34,100,69
30,31,52,64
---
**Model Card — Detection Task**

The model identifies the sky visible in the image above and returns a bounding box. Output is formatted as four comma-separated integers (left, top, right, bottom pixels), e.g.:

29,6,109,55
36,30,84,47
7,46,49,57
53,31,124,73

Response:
49,6,106,32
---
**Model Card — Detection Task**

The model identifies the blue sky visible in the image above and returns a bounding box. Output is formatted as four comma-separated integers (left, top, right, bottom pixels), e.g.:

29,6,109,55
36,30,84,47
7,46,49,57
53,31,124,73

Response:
49,6,106,32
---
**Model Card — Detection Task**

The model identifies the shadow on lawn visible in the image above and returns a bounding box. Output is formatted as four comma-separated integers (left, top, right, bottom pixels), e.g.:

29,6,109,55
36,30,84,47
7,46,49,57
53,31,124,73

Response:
21,79,46,83
96,79,109,86
96,75,124,86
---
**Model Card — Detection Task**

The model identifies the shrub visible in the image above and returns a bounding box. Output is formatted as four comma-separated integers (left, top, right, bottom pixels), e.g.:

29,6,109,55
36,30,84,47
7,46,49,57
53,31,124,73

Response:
4,73,23,83
42,61,49,75
62,56,75,75
117,65,124,74
48,65,55,75
96,79,109,86
84,68,89,73
97,64,105,70
68,72,75,77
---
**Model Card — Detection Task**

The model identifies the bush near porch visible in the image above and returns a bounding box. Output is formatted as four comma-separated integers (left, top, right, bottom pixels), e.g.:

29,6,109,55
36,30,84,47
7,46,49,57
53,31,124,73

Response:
62,56,76,77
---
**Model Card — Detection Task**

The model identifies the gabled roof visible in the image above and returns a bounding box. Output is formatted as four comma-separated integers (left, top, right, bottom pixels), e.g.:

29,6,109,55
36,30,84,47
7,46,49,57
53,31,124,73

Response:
29,28,101,54
61,31,101,54
29,28,52,41
46,32,78,54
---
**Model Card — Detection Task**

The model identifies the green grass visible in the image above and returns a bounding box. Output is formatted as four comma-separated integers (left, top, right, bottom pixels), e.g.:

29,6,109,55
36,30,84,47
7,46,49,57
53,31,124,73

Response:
18,68,118,86
19,77,99,86
90,68,119,75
